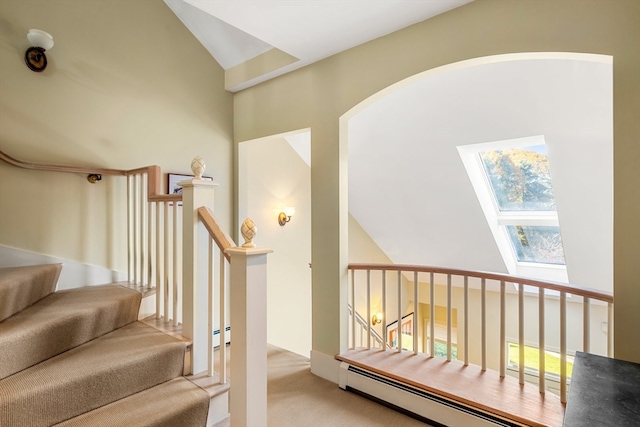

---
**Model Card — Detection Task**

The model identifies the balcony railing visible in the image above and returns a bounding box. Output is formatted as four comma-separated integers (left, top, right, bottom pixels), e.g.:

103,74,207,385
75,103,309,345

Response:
348,263,613,404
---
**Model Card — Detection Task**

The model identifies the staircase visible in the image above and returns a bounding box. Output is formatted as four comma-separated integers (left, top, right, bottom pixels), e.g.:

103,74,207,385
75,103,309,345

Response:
0,263,211,426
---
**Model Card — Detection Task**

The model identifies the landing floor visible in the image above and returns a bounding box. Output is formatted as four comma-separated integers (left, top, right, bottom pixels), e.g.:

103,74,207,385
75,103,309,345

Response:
337,348,565,427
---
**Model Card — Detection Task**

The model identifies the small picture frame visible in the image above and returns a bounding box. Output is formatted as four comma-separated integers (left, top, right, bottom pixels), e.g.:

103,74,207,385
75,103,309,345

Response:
387,312,414,351
167,173,213,195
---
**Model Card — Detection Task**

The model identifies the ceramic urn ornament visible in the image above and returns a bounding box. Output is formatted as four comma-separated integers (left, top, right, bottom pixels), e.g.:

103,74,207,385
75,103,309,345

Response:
241,218,257,248
191,156,206,179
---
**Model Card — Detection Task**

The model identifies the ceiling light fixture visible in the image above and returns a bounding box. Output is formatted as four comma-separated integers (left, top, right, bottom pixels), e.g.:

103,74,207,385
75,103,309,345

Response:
25,29,54,72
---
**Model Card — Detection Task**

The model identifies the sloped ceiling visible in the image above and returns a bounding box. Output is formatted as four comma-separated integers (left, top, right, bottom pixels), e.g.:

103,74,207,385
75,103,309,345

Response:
348,55,613,291
164,1,612,291
164,0,473,91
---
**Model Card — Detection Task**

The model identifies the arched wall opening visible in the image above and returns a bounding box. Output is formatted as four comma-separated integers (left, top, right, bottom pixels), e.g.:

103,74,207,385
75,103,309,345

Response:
341,52,613,361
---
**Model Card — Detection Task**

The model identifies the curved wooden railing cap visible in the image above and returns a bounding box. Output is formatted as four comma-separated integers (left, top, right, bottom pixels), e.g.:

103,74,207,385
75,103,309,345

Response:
0,148,127,176
0,148,182,203
349,263,614,303
198,206,236,262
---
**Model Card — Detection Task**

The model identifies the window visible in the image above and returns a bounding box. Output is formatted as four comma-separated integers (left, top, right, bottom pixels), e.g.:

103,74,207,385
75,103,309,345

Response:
478,145,556,212
505,225,564,265
425,320,458,360
421,305,458,359
507,342,574,378
479,144,565,265
458,136,568,282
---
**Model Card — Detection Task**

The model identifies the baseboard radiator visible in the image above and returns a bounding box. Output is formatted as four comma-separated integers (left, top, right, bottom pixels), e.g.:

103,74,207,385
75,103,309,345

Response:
339,363,522,427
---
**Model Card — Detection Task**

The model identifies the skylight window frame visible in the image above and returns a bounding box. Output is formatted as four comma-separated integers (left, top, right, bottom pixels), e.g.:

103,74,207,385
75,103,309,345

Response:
457,135,568,283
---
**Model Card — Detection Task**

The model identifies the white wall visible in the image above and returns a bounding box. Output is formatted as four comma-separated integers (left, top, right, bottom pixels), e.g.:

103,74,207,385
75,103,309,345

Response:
348,56,613,292
238,133,311,357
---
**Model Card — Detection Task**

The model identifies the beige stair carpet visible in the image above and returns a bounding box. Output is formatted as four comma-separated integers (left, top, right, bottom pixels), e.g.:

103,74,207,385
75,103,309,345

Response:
0,284,142,379
0,321,187,427
55,377,210,427
0,264,62,322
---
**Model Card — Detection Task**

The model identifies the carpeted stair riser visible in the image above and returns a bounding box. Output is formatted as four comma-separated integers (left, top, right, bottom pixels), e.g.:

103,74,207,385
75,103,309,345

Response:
54,377,210,427
0,321,187,427
0,264,62,322
0,284,142,379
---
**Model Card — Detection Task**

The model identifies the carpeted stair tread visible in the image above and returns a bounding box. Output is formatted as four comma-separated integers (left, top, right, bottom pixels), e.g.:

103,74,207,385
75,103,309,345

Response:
54,377,210,427
0,264,62,322
0,321,187,427
0,284,142,379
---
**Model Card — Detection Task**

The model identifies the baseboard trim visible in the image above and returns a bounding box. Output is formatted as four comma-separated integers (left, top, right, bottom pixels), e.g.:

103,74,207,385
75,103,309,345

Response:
310,349,341,384
0,244,126,289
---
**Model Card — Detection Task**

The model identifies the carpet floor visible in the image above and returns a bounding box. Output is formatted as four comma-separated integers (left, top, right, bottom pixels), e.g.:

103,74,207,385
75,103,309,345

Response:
217,344,430,427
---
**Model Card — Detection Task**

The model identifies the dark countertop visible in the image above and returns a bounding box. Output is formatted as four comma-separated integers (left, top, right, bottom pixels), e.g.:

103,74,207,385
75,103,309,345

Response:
563,351,640,427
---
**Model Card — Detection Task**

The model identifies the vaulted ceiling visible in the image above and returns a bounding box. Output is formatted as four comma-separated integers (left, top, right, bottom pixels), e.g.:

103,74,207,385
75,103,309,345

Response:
346,55,613,291
164,2,613,291
164,0,473,91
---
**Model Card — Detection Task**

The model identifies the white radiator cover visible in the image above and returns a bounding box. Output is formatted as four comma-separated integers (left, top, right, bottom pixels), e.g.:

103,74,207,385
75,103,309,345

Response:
338,362,521,427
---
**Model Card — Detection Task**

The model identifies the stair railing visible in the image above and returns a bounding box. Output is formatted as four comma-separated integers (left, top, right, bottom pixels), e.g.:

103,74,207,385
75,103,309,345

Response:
2,149,271,425
126,166,183,327
197,206,234,380
348,263,614,404
347,304,385,349
179,162,271,427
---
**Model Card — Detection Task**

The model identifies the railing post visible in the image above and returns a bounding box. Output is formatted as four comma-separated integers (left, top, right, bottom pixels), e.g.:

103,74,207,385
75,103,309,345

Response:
226,218,272,427
181,157,218,375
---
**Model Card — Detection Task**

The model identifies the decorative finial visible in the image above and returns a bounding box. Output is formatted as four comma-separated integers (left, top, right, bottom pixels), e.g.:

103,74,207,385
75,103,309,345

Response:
191,156,206,179
241,218,257,248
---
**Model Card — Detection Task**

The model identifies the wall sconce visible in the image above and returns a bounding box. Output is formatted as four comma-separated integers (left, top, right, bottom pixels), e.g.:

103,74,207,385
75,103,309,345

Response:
25,29,54,72
278,207,295,226
371,313,382,326
87,174,102,184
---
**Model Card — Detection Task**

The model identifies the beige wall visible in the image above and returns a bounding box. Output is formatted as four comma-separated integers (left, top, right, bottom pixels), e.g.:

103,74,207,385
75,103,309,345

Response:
349,215,412,339
1,1,637,365
238,135,312,357
234,0,640,363
0,1,233,271
416,282,609,371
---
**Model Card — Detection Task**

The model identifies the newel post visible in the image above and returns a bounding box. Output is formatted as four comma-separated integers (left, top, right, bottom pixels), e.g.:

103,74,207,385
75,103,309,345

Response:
181,156,217,375
225,218,272,427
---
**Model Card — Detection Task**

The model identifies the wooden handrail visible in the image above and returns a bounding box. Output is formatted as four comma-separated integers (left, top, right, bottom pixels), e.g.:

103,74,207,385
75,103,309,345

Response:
198,206,236,262
0,148,127,176
349,263,613,303
1,149,184,203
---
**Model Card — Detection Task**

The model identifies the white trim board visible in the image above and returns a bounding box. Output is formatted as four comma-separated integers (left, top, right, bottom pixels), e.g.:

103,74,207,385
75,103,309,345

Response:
0,244,126,290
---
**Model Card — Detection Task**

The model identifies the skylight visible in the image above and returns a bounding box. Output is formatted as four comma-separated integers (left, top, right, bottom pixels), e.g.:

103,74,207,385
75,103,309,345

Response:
458,136,568,281
479,145,556,212
505,225,565,265
479,144,565,266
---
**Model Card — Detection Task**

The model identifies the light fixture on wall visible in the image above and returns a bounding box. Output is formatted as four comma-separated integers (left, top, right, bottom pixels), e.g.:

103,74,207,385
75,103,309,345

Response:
371,313,383,326
25,29,54,72
87,174,102,184
278,207,295,226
